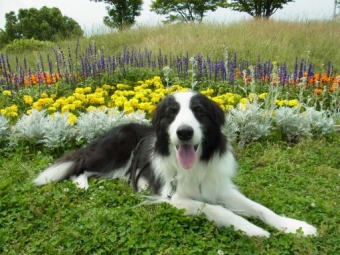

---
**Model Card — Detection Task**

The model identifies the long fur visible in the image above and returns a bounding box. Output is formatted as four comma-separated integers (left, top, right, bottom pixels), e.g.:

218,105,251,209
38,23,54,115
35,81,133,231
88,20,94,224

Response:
34,91,317,237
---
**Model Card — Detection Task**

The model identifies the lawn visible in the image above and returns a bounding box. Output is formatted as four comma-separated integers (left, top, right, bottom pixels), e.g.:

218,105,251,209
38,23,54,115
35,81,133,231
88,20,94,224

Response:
0,136,339,254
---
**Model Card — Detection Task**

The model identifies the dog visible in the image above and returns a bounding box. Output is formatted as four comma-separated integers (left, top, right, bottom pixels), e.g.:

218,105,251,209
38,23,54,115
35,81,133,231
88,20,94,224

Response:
34,91,317,237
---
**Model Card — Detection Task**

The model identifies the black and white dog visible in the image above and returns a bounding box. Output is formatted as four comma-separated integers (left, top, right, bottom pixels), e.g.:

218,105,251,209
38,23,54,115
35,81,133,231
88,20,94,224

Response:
34,91,317,237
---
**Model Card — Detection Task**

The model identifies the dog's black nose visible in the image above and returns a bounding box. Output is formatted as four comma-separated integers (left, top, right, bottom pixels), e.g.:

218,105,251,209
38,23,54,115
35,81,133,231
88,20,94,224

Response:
177,125,194,141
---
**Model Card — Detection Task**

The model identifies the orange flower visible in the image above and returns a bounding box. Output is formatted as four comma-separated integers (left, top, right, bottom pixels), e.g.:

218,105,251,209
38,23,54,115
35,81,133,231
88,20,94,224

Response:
329,83,339,92
314,88,322,95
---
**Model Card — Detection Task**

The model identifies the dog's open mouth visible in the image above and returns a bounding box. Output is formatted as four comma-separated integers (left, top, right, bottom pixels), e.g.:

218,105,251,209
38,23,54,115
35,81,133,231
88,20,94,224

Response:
175,144,199,169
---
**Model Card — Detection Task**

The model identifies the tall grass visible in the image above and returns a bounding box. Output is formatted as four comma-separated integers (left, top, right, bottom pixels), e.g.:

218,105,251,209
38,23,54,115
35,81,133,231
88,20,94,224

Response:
2,19,340,72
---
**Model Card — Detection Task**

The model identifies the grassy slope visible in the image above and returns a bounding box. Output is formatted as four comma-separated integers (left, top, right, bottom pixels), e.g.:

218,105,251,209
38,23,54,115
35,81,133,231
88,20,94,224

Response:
5,20,340,72
0,135,339,254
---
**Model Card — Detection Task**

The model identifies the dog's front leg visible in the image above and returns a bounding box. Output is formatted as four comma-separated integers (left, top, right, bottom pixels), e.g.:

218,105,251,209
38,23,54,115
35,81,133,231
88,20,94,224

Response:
169,194,270,237
221,188,317,236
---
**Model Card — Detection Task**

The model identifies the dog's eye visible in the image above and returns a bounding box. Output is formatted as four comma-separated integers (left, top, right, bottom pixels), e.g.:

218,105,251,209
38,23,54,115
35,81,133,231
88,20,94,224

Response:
193,105,204,114
167,106,178,115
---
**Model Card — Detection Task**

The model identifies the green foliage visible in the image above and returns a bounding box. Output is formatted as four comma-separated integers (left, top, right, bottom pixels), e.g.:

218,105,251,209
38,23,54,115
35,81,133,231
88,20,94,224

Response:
3,38,55,53
90,0,143,30
0,137,339,253
2,7,83,44
150,0,224,23
225,0,295,19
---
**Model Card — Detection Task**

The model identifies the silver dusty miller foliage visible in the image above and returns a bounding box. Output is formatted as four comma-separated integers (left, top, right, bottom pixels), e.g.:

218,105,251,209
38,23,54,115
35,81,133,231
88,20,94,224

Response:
0,115,9,140
75,107,149,143
11,109,47,142
42,112,76,148
224,102,272,147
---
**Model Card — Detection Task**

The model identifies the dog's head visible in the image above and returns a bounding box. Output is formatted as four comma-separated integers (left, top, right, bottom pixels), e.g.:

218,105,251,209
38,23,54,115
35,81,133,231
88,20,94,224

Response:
152,91,226,169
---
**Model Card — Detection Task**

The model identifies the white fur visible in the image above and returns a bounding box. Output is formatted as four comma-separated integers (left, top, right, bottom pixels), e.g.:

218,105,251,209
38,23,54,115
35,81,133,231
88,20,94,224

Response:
70,174,89,189
33,162,74,186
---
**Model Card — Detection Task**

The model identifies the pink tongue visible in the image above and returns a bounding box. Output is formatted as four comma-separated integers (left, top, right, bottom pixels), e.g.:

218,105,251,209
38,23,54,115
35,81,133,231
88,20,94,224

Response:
176,144,196,169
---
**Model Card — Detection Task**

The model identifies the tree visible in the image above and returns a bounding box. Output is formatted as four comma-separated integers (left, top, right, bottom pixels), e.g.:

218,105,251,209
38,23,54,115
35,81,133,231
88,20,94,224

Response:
90,0,143,30
150,0,224,23
224,0,294,19
1,7,83,43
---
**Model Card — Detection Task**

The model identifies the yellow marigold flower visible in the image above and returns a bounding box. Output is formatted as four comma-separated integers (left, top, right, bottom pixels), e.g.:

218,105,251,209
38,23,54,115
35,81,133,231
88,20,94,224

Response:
276,99,288,106
37,98,54,106
98,105,107,110
66,96,75,103
0,109,6,115
73,100,83,108
169,84,185,92
95,88,103,93
9,112,18,117
240,98,249,105
48,107,57,112
88,96,105,105
116,84,130,90
224,105,234,111
26,109,33,115
9,105,18,112
23,95,33,105
95,90,108,97
50,93,57,99
40,93,48,98
151,95,162,103
61,104,76,113
55,97,67,106
114,96,127,107
123,91,135,97
212,97,224,106
259,93,268,100
68,113,78,125
225,93,234,98
201,88,214,96
123,102,134,114
75,88,85,94
138,102,151,111
102,84,111,90
87,106,97,111
32,102,42,111
129,98,139,108
288,99,299,107
148,105,156,114
2,90,11,96
84,87,92,93
134,86,143,92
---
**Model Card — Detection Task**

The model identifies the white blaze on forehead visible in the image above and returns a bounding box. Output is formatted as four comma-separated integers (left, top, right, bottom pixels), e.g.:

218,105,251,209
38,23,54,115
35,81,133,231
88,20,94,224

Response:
170,91,199,135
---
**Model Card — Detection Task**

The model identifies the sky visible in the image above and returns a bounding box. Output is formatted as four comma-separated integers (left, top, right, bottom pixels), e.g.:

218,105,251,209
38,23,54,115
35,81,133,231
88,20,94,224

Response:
0,0,336,34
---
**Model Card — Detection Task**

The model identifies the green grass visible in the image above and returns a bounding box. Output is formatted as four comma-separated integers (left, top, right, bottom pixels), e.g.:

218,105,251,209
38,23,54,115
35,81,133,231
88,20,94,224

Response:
1,135,339,254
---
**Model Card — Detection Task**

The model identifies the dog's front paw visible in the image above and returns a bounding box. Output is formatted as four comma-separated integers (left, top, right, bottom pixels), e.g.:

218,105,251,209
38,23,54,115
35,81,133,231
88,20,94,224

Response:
276,217,317,236
238,224,270,238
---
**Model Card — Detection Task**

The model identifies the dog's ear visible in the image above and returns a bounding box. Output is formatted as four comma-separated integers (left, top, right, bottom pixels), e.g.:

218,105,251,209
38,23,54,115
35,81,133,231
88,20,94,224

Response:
209,99,225,127
194,93,225,127
151,97,167,128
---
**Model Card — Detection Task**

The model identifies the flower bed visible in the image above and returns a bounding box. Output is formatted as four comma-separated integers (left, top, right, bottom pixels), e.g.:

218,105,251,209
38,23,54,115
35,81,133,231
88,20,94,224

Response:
0,76,337,151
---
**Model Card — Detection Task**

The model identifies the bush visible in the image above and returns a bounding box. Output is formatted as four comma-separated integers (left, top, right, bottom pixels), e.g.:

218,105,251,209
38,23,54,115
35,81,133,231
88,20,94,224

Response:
3,38,55,53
